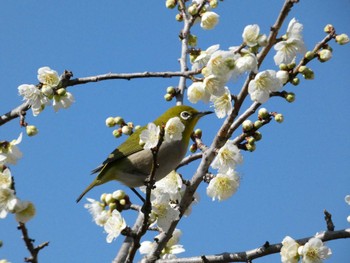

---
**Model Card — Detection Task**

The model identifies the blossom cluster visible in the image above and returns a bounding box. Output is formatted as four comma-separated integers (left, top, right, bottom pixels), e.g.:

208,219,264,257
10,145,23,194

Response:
0,135,35,223
187,18,307,111
84,190,127,243
18,66,74,116
207,140,242,201
139,171,190,258
280,236,332,263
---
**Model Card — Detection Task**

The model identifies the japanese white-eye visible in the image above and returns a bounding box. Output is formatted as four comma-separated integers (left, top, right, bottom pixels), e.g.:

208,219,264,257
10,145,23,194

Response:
76,105,212,202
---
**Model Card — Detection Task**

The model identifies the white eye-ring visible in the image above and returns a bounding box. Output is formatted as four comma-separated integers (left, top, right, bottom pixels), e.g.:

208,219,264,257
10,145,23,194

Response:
180,111,191,120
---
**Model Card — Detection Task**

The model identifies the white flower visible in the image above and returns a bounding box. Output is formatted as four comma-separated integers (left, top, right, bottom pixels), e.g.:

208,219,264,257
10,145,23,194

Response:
210,87,232,119
206,170,240,201
0,133,23,165
0,168,12,188
84,198,108,227
234,50,258,75
274,18,306,65
139,241,155,256
192,44,220,70
52,92,75,112
242,24,260,47
274,38,306,65
18,84,50,116
286,18,304,39
298,238,332,263
140,123,160,149
203,75,226,96
280,236,300,263
155,170,183,198
37,66,60,87
276,70,290,85
248,70,283,103
151,192,180,231
206,50,237,80
14,200,36,223
104,210,126,243
0,187,17,218
211,140,243,173
200,11,219,30
187,82,210,103
140,229,185,259
164,117,185,143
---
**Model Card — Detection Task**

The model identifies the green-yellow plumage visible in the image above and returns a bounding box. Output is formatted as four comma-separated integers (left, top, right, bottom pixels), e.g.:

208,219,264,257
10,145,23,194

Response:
76,105,212,203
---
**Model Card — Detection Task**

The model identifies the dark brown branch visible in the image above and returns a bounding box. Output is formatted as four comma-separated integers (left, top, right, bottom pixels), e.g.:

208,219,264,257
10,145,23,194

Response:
18,222,49,263
156,228,350,263
324,210,335,231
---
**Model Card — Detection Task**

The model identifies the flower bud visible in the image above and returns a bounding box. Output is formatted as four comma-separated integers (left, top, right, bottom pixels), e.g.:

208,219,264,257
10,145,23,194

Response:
246,143,256,152
121,125,132,135
200,11,219,30
105,193,114,205
127,122,134,128
56,88,66,96
165,0,177,9
112,190,126,200
304,51,315,60
287,62,296,70
41,86,53,97
164,93,173,101
26,125,39,136
247,137,255,145
194,128,202,138
134,125,141,131
258,108,269,120
291,77,300,86
253,131,262,141
175,13,183,22
190,143,197,153
285,92,295,103
166,86,176,95
324,24,334,33
257,34,267,47
274,113,284,123
105,117,116,127
298,65,307,74
113,128,123,138
242,120,254,132
114,116,124,125
188,5,198,16
188,34,198,47
335,33,349,45
209,0,218,8
100,193,107,203
279,63,288,71
318,49,332,62
119,199,126,206
254,120,263,129
303,69,314,80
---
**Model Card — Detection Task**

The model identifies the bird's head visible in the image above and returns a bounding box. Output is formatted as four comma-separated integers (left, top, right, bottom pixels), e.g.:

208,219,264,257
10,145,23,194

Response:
154,105,213,144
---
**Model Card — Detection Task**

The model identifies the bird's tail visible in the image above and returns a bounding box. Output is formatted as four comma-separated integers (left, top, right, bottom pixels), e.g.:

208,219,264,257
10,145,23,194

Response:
76,181,99,203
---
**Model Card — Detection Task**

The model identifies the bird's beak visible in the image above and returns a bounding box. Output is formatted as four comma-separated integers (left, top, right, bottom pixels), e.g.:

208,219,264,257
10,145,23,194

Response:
196,111,214,118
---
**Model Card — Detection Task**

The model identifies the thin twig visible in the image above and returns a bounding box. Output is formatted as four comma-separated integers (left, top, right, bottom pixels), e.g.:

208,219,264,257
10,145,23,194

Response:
18,222,49,263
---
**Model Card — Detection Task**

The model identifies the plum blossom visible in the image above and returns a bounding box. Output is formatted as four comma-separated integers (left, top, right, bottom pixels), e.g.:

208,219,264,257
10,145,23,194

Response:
140,123,161,149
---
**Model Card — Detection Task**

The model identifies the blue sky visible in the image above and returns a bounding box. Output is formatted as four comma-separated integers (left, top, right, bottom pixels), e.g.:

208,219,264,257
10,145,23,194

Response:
0,1,349,262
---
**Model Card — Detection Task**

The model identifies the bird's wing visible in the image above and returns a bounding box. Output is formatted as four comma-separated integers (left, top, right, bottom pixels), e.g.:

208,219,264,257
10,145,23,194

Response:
91,127,146,174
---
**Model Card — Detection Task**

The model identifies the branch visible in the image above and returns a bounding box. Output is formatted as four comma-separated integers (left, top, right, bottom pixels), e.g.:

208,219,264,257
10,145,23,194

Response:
18,222,49,263
156,229,350,263
67,70,200,87
0,70,200,127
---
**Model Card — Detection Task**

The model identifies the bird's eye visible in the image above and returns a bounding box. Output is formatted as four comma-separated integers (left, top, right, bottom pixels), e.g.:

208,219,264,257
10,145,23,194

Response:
180,111,191,120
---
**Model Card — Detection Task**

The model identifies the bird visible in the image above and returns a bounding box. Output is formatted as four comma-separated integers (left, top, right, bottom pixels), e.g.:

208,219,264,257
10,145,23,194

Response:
76,105,213,202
